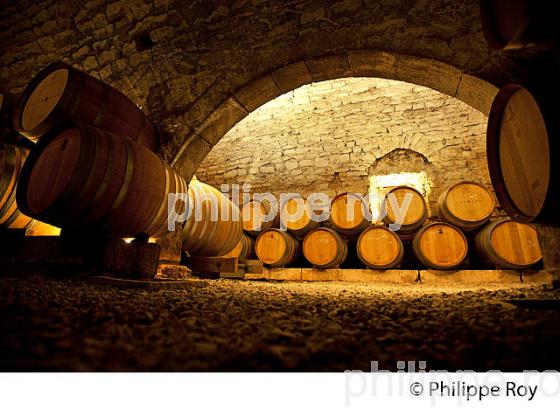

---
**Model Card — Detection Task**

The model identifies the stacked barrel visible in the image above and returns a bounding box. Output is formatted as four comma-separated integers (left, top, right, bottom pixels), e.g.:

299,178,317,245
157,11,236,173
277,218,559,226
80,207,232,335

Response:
1,62,187,241
247,181,542,271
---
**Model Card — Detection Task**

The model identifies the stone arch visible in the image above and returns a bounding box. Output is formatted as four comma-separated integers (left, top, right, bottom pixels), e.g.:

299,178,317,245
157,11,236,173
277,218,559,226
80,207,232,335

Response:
172,50,498,182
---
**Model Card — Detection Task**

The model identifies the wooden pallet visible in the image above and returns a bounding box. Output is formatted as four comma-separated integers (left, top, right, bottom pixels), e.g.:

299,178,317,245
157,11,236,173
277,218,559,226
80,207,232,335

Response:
184,256,263,279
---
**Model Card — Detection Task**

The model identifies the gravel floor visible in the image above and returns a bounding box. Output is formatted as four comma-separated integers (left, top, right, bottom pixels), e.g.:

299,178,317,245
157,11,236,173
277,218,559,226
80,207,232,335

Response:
1,274,560,371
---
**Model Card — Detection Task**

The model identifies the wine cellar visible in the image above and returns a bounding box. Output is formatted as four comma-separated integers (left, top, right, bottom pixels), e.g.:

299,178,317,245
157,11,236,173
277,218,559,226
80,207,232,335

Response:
1,0,560,372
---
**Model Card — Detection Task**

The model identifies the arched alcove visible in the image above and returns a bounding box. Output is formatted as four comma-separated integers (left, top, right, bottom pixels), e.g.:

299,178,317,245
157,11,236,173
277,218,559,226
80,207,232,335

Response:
172,52,498,183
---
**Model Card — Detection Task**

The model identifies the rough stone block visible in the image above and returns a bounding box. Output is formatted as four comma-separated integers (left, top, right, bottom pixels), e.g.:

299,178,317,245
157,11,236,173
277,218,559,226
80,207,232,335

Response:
195,97,248,146
270,61,313,93
348,50,396,78
394,55,462,98
301,268,342,281
420,270,521,284
455,74,498,115
234,75,282,112
173,134,212,183
306,54,352,82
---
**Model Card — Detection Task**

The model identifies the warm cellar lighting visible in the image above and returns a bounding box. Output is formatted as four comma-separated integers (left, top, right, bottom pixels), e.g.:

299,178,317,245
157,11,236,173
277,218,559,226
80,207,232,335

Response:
368,171,431,221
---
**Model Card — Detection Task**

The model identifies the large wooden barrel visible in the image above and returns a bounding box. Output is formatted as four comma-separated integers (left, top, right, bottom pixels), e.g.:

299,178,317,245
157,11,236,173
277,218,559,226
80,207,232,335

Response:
1,144,35,230
280,197,319,238
16,122,186,238
25,220,61,236
255,228,300,267
437,182,494,231
412,222,468,269
182,180,243,257
241,198,278,237
479,0,556,50
487,84,559,224
302,227,348,268
329,192,370,237
223,233,255,259
13,62,158,151
382,186,428,238
356,226,404,269
474,219,542,269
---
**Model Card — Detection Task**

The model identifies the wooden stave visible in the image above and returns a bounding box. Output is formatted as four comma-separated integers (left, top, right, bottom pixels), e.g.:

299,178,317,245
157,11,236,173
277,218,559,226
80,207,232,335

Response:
0,144,35,230
255,228,300,267
436,181,494,231
474,219,542,270
242,198,279,237
487,84,560,224
382,186,428,234
329,192,371,238
356,225,404,269
479,0,555,50
181,180,243,257
223,233,255,259
16,122,184,238
302,227,348,269
13,62,158,151
281,197,319,239
412,222,469,270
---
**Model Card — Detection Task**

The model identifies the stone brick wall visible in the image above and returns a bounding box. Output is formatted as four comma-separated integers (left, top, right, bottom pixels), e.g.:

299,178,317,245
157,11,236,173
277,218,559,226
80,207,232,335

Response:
196,77,496,214
0,0,545,177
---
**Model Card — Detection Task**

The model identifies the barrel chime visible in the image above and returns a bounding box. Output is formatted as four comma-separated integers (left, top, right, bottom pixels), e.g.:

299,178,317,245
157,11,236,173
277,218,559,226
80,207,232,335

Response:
245,182,541,271
480,0,560,226
2,62,186,240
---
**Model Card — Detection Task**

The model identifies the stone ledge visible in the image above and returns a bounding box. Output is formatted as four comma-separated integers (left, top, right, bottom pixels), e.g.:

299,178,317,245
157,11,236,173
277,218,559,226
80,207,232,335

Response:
244,268,551,285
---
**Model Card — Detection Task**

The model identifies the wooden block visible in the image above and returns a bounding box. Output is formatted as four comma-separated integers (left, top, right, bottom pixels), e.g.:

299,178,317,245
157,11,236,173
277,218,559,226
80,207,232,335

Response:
100,239,161,279
239,259,263,274
220,271,245,280
184,256,225,273
88,275,208,289
219,257,239,274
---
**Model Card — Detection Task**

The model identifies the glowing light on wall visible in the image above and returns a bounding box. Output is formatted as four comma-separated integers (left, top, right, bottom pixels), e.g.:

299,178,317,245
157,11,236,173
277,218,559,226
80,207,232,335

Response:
368,171,431,222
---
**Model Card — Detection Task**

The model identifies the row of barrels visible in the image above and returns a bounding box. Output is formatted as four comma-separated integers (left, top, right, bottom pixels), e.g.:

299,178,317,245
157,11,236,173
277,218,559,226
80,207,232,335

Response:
1,63,158,150
231,219,542,271
0,143,59,235
240,181,495,242
1,62,187,240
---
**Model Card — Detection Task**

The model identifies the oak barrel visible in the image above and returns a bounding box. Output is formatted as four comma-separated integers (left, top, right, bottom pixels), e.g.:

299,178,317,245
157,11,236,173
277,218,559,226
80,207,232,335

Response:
329,192,370,237
412,222,468,269
356,226,404,269
382,186,428,238
474,219,542,270
487,84,560,224
437,182,494,231
25,220,61,236
16,122,186,238
223,232,255,259
255,228,300,267
302,227,348,268
13,62,158,150
479,0,556,50
182,180,243,257
241,198,279,237
1,144,35,230
280,197,319,238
